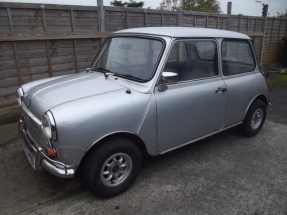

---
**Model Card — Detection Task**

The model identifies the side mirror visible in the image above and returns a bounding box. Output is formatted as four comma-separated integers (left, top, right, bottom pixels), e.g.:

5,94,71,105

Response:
158,72,178,92
162,72,178,84
265,72,270,78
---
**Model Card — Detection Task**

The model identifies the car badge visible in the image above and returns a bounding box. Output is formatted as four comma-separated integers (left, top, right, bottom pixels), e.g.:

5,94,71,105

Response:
27,100,31,107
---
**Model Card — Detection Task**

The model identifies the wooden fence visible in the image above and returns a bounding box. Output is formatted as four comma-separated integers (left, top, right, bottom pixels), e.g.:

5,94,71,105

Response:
0,2,286,115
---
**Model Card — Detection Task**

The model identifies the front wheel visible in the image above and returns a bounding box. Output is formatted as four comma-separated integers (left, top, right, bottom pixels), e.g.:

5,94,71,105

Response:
82,138,142,198
239,99,266,137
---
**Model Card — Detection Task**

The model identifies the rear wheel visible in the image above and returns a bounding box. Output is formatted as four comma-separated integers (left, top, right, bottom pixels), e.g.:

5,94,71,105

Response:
239,99,266,137
82,137,141,198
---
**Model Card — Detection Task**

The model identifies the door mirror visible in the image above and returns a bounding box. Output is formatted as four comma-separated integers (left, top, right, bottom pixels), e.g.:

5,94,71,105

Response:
162,72,178,84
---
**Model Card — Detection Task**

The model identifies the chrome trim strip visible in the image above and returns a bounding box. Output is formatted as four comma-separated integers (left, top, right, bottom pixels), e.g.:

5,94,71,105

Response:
159,122,242,155
177,75,221,83
43,111,57,141
21,103,41,125
30,76,89,98
164,75,221,86
45,111,56,127
137,95,152,134
17,87,24,105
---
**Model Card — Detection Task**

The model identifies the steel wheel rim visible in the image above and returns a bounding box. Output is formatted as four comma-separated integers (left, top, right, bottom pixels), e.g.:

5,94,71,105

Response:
251,108,264,130
100,153,133,187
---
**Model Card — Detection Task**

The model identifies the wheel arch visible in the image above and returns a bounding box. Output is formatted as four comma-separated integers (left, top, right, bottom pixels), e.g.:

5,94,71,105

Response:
79,132,149,169
245,94,268,116
239,95,267,137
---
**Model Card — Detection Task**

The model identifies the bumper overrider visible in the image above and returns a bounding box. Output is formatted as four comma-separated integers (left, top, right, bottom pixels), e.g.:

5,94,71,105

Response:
19,118,75,178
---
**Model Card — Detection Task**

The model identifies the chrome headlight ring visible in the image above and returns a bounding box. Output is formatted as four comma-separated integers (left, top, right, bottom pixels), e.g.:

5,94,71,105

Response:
42,111,57,141
16,87,24,106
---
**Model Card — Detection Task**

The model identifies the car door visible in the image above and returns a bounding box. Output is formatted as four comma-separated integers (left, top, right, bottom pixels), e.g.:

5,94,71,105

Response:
220,39,267,128
155,39,228,152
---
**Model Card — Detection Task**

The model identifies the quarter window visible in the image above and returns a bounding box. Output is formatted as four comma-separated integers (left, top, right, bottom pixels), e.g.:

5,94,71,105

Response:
222,40,255,75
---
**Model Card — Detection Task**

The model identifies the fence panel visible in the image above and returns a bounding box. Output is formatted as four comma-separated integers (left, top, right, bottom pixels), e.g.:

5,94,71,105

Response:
0,3,104,113
0,2,286,113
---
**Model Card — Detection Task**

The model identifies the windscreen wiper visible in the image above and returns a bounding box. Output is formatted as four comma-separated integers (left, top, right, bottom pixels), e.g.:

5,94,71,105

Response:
86,67,97,73
95,67,112,73
117,74,142,81
86,67,115,79
98,69,115,80
94,67,115,79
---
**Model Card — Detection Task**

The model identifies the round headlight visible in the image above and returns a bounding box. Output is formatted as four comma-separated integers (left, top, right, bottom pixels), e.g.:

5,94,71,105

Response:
41,111,57,141
16,87,24,106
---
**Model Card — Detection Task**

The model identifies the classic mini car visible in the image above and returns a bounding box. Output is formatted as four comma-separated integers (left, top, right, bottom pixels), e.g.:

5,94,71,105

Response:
18,27,270,198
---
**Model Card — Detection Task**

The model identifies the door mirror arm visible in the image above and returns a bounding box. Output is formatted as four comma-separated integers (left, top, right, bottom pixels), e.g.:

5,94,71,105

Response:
158,78,168,92
158,72,178,92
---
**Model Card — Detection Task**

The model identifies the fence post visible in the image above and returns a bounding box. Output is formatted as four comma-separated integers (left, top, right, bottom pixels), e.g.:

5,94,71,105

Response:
144,10,148,27
260,4,268,65
177,8,182,26
7,8,14,33
125,11,128,29
227,2,232,30
12,42,23,85
97,0,105,32
41,5,47,33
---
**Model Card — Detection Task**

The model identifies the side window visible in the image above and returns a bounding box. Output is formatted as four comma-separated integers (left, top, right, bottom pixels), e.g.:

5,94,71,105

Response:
196,42,216,60
222,40,255,76
163,40,218,82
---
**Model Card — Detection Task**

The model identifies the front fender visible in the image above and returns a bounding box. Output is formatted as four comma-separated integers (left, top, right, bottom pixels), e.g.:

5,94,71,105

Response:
50,89,152,166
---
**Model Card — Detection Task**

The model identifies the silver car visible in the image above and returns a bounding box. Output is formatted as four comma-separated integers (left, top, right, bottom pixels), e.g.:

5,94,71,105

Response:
18,27,270,198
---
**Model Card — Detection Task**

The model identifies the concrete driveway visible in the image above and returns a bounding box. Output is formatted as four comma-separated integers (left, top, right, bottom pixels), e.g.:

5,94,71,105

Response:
1,119,287,215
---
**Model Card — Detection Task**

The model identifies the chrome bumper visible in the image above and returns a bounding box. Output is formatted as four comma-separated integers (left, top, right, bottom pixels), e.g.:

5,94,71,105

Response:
19,120,75,178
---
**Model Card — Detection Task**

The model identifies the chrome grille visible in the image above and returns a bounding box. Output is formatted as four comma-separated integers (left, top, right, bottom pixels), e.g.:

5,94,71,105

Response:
25,113,48,148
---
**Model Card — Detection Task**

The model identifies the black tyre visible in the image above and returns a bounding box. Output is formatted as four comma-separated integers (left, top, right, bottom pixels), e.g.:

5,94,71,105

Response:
82,137,141,198
239,99,266,137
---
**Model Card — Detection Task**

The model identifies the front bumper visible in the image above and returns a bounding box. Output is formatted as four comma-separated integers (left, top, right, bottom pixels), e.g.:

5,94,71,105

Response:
19,119,75,178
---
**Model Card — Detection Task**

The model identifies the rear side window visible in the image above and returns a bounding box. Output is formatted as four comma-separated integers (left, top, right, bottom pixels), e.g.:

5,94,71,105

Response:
222,40,255,76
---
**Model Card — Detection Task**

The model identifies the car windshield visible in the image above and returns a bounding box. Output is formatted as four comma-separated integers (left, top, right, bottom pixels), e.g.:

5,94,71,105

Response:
91,37,163,82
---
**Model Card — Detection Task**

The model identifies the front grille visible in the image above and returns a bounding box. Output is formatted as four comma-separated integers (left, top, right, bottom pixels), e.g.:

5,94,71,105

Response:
25,114,48,149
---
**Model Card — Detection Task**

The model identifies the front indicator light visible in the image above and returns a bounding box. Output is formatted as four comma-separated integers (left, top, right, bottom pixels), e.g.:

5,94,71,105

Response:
20,113,24,120
48,148,57,157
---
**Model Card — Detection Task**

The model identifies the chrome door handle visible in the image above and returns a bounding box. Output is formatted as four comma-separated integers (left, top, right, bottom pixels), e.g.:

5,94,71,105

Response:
215,87,227,93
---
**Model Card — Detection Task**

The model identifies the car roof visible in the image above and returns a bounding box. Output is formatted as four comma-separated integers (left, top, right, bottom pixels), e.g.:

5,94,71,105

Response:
111,27,250,40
